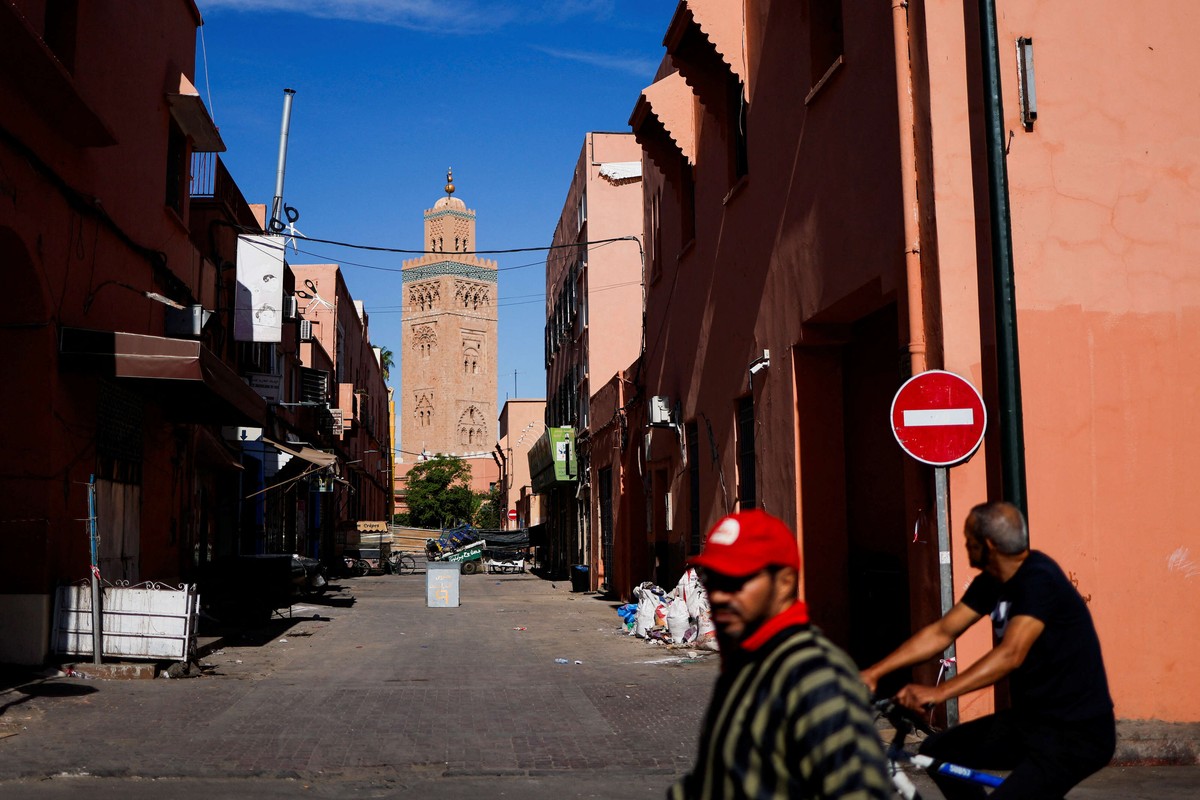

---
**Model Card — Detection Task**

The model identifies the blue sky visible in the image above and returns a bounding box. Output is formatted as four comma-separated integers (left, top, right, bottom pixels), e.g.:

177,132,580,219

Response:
195,1,674,434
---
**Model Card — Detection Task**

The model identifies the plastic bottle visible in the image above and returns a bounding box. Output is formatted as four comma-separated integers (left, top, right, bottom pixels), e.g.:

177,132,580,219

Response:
554,658,569,664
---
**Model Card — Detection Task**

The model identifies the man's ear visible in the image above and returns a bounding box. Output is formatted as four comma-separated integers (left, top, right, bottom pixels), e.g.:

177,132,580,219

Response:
775,566,800,601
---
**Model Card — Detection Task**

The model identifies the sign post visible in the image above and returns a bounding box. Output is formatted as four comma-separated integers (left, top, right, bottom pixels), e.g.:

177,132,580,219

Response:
890,370,987,726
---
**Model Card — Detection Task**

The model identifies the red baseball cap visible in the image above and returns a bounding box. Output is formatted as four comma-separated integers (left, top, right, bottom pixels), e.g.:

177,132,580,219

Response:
689,510,801,578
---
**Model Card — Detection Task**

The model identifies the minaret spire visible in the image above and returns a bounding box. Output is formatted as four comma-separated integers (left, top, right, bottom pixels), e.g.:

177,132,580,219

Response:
445,167,455,198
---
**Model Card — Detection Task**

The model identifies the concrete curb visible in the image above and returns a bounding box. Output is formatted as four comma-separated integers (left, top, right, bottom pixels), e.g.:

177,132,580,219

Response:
1114,720,1200,765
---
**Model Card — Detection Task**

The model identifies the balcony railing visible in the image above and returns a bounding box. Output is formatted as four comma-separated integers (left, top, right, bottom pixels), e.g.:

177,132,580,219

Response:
190,152,250,218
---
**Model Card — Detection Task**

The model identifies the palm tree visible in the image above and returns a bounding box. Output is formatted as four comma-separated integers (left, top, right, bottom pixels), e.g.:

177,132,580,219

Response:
379,346,394,380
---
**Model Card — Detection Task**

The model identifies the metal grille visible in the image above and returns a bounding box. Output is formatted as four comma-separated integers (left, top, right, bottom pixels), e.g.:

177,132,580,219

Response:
300,367,328,405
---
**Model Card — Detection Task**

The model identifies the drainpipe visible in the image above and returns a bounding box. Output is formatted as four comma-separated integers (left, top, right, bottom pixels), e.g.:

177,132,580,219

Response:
891,0,927,375
978,0,1028,515
894,0,959,726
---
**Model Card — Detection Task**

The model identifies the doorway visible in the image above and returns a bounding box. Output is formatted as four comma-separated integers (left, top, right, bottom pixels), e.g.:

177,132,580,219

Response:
795,304,913,665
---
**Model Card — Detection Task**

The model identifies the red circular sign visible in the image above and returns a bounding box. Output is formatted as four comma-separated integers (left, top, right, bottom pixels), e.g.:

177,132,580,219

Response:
891,370,986,467
507,509,518,521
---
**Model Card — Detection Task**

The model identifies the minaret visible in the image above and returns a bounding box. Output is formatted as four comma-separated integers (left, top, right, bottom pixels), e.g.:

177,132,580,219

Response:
400,170,498,458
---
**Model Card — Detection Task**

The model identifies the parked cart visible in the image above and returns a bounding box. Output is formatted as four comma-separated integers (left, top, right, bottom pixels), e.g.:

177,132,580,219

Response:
426,525,487,574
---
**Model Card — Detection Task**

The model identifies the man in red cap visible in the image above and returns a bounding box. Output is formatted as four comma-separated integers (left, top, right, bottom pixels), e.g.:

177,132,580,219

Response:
669,510,890,800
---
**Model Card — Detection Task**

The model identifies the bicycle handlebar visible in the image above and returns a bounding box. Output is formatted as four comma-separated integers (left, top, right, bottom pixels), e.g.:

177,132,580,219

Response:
873,697,937,737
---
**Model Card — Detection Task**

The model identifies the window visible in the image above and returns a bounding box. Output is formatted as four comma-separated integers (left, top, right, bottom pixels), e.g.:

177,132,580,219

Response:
649,191,662,283
680,154,696,246
727,79,748,183
736,396,757,510
809,0,844,88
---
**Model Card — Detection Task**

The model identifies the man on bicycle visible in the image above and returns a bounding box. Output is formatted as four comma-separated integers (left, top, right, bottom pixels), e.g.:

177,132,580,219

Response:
860,501,1115,799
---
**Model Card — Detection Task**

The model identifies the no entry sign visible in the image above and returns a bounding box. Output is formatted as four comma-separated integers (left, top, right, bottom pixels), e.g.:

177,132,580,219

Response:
891,370,986,467
508,509,518,521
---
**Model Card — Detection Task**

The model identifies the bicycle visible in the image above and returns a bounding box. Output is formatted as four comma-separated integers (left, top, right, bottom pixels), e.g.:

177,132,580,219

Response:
385,551,419,575
874,697,1005,798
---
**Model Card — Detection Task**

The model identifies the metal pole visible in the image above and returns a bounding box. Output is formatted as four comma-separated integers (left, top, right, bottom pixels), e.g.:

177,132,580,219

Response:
269,88,296,232
978,0,1028,516
934,467,958,725
87,475,102,665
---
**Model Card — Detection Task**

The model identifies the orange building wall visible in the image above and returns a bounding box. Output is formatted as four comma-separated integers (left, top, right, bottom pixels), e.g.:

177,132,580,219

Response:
628,0,1200,727
497,399,546,527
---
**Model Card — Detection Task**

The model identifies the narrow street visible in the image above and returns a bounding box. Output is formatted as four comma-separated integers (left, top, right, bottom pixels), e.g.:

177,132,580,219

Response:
0,571,718,798
1,571,1197,799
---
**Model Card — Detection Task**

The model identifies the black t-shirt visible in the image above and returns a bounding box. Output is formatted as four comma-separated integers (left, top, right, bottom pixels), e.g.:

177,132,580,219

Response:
961,550,1113,722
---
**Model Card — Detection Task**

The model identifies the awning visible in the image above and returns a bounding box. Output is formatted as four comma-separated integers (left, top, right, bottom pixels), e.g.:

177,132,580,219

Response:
598,161,642,183
59,327,266,425
263,437,338,468
630,71,697,169
166,74,225,153
195,426,244,472
669,1,748,88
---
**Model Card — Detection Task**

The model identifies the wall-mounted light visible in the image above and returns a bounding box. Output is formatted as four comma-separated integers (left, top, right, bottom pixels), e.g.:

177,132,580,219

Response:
1016,37,1037,130
748,350,771,377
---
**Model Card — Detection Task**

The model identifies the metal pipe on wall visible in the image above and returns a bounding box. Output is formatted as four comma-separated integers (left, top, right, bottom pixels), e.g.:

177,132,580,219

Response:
893,0,959,725
978,0,1028,515
892,0,928,376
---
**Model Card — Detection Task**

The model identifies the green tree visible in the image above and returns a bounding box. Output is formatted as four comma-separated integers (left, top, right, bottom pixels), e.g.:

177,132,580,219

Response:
402,456,479,529
473,483,503,528
379,346,394,380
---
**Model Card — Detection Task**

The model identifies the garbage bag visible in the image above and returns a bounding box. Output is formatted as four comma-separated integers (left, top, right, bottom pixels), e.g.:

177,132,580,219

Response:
666,599,690,642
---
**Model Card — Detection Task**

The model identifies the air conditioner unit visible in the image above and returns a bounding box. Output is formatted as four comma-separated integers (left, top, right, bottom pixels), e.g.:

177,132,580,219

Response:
648,395,673,427
299,319,313,342
283,295,298,319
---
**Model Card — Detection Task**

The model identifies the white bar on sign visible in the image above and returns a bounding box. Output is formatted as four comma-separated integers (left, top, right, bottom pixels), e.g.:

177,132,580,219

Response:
903,408,974,427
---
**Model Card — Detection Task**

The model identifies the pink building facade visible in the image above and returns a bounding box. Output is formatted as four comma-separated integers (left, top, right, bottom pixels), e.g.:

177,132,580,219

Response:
494,399,547,530
289,265,392,530
540,133,645,579
612,0,1200,747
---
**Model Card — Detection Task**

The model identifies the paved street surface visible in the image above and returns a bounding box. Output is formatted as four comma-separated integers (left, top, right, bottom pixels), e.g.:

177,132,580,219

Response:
0,571,1197,799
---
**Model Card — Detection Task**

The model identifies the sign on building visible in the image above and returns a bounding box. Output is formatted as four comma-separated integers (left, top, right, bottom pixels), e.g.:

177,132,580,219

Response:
235,234,285,342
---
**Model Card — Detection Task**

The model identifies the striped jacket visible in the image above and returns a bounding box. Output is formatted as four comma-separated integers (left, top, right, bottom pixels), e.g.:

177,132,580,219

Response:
670,616,890,799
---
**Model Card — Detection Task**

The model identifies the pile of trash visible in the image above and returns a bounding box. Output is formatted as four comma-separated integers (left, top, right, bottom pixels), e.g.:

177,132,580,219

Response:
617,568,717,649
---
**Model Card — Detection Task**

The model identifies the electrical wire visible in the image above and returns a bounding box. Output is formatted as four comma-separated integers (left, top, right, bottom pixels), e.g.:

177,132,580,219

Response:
286,230,639,256
238,230,625,274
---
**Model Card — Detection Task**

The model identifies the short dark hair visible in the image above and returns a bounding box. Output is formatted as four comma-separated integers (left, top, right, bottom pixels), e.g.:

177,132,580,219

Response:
967,501,1029,554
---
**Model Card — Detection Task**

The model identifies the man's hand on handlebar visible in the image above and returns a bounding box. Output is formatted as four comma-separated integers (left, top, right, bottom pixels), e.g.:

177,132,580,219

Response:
895,682,941,713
